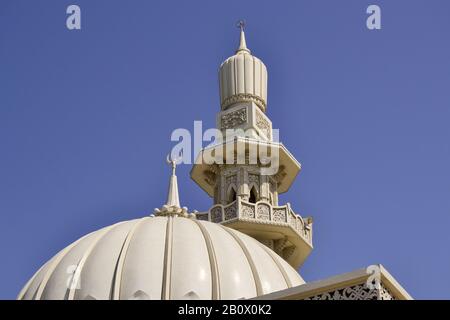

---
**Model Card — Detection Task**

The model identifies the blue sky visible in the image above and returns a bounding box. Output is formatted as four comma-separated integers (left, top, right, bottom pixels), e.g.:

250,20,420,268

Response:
1,0,449,299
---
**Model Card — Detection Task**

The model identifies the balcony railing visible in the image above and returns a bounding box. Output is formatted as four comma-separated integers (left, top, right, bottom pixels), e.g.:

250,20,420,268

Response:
195,199,312,245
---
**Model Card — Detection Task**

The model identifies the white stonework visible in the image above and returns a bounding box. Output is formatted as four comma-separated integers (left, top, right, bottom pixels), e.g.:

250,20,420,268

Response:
18,216,304,300
217,102,273,141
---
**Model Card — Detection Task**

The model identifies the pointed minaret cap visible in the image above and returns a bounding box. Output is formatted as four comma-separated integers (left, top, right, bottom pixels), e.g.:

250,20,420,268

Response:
153,155,196,218
219,21,267,112
236,20,251,54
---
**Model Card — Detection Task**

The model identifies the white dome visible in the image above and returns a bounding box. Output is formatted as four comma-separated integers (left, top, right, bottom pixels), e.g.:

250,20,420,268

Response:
18,216,304,300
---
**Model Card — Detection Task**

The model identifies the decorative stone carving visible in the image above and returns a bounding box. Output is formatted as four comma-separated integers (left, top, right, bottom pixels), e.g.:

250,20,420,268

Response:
224,203,237,220
295,218,303,233
303,284,395,300
221,94,266,113
248,173,259,186
257,203,270,221
289,212,297,229
220,108,247,130
210,206,222,223
226,174,237,186
205,198,312,246
241,203,255,218
379,286,395,300
272,208,286,222
255,110,271,139
204,197,313,268
289,212,304,233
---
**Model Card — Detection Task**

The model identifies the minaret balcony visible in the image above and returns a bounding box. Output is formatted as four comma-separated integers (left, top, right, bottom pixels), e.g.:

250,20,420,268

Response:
195,199,313,269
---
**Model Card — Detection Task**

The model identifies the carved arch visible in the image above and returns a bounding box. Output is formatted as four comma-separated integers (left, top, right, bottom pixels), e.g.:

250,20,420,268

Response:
226,184,237,204
248,184,259,203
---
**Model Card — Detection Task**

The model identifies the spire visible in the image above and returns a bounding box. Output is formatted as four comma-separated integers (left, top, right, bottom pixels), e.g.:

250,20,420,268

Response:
165,155,180,207
236,20,251,54
153,154,196,219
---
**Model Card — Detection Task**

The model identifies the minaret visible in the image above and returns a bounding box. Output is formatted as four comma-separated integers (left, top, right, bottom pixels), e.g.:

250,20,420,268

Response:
191,23,313,268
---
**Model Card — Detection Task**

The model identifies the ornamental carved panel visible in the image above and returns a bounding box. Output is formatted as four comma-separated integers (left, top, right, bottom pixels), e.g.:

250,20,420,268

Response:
289,212,304,233
303,284,395,300
257,203,270,221
248,173,259,186
210,206,222,223
379,286,395,300
224,204,237,220
220,108,247,130
255,110,270,139
241,203,255,218
226,175,237,186
295,218,304,233
272,208,286,222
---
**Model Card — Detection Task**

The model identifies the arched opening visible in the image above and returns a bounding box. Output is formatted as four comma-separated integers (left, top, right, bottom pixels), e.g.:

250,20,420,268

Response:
249,186,258,203
227,187,237,203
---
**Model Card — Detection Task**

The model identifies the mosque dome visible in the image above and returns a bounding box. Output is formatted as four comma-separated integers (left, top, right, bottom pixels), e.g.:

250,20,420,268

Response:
18,215,304,300
219,22,268,112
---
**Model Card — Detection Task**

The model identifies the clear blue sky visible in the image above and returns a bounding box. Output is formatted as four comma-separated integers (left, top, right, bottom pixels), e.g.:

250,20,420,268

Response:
1,0,449,299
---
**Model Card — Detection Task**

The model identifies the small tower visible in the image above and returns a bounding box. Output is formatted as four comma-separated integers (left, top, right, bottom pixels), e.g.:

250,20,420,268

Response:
191,23,313,268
